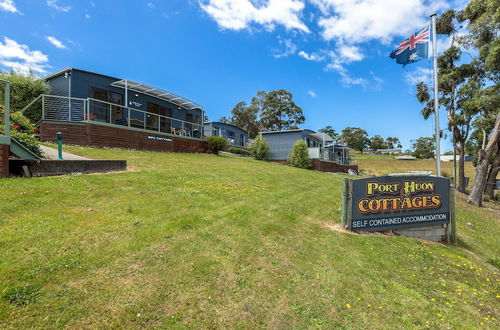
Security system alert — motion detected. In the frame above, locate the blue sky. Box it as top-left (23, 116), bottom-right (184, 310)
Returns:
top-left (0, 0), bottom-right (467, 150)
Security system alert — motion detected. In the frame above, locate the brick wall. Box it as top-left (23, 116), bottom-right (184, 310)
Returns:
top-left (311, 159), bottom-right (358, 173)
top-left (39, 121), bottom-right (208, 153)
top-left (0, 144), bottom-right (9, 178)
top-left (271, 159), bottom-right (358, 174)
top-left (394, 224), bottom-right (447, 242)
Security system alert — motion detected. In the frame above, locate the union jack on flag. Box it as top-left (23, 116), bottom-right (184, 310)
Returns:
top-left (389, 26), bottom-right (430, 66)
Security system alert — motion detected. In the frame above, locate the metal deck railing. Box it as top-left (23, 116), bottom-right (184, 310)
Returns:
top-left (307, 147), bottom-right (353, 165)
top-left (22, 94), bottom-right (205, 139)
top-left (203, 127), bottom-right (249, 148)
top-left (0, 79), bottom-right (11, 144)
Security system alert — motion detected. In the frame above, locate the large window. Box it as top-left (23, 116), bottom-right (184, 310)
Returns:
top-left (146, 103), bottom-right (160, 131)
top-left (147, 102), bottom-right (173, 133)
top-left (90, 86), bottom-right (109, 123)
top-left (90, 87), bottom-right (124, 125)
top-left (185, 114), bottom-right (200, 136)
top-left (109, 92), bottom-right (125, 126)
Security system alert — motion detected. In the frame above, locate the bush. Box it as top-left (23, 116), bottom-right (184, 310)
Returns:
top-left (0, 72), bottom-right (50, 123)
top-left (229, 147), bottom-right (252, 156)
top-left (0, 107), bottom-right (42, 157)
top-left (251, 136), bottom-right (269, 160)
top-left (207, 136), bottom-right (227, 155)
top-left (289, 140), bottom-right (311, 169)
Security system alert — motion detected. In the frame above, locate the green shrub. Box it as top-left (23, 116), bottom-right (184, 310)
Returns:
top-left (207, 136), bottom-right (227, 155)
top-left (0, 72), bottom-right (50, 123)
top-left (251, 136), bottom-right (269, 160)
top-left (289, 140), bottom-right (311, 169)
top-left (229, 147), bottom-right (252, 156)
top-left (0, 108), bottom-right (42, 157)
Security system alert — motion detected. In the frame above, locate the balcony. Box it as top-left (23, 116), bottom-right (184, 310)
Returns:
top-left (308, 147), bottom-right (352, 165)
top-left (23, 95), bottom-right (204, 140)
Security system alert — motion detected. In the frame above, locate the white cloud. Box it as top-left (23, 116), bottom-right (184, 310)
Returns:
top-left (46, 36), bottom-right (67, 49)
top-left (146, 2), bottom-right (155, 9)
top-left (298, 50), bottom-right (324, 61)
top-left (326, 62), bottom-right (368, 88)
top-left (200, 0), bottom-right (309, 32)
top-left (370, 71), bottom-right (384, 90)
top-left (0, 0), bottom-right (19, 13)
top-left (0, 37), bottom-right (50, 74)
top-left (338, 44), bottom-right (363, 63)
top-left (307, 90), bottom-right (318, 97)
top-left (197, 0), bottom-right (448, 90)
top-left (405, 66), bottom-right (432, 86)
top-left (314, 0), bottom-right (447, 44)
top-left (46, 0), bottom-right (71, 12)
top-left (84, 13), bottom-right (90, 19)
top-left (273, 38), bottom-right (297, 58)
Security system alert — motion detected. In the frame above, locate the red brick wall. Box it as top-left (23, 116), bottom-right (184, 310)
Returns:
top-left (271, 159), bottom-right (358, 174)
top-left (39, 122), bottom-right (208, 153)
top-left (0, 144), bottom-right (9, 178)
top-left (311, 159), bottom-right (358, 173)
top-left (40, 122), bottom-right (88, 146)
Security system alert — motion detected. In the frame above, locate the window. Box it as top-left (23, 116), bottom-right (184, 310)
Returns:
top-left (91, 86), bottom-right (107, 101)
top-left (159, 105), bottom-right (172, 118)
top-left (148, 103), bottom-right (173, 133)
top-left (186, 114), bottom-right (199, 124)
top-left (160, 106), bottom-right (172, 133)
top-left (90, 86), bottom-right (109, 122)
top-left (146, 103), bottom-right (160, 131)
top-left (109, 92), bottom-right (124, 126)
top-left (185, 114), bottom-right (200, 136)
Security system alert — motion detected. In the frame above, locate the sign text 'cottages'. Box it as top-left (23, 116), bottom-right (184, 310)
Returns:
top-left (342, 176), bottom-right (455, 236)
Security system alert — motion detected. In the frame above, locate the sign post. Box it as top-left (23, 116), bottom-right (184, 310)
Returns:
top-left (431, 14), bottom-right (442, 176)
top-left (342, 175), bottom-right (454, 242)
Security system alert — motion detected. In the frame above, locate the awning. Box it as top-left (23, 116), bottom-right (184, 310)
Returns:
top-left (110, 79), bottom-right (203, 110)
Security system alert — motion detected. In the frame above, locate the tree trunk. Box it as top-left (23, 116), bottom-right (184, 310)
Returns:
top-left (468, 112), bottom-right (500, 206)
top-left (484, 143), bottom-right (500, 199)
top-left (458, 143), bottom-right (466, 193)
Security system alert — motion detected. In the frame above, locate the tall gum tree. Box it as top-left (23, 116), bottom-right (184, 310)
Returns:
top-left (462, 0), bottom-right (500, 206)
top-left (416, 9), bottom-right (483, 193)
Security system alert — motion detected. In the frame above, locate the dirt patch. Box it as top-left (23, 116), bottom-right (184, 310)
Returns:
top-left (322, 222), bottom-right (354, 234)
top-left (86, 167), bottom-right (139, 175)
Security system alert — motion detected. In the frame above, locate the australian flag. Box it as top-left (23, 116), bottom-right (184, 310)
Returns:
top-left (390, 26), bottom-right (430, 66)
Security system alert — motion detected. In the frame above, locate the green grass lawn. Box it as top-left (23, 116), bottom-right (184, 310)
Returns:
top-left (1, 146), bottom-right (498, 328)
top-left (352, 152), bottom-right (478, 186)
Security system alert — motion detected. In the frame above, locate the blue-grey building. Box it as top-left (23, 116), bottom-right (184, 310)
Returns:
top-left (261, 129), bottom-right (351, 165)
top-left (204, 122), bottom-right (249, 148)
top-left (43, 68), bottom-right (204, 138)
top-left (261, 129), bottom-right (322, 160)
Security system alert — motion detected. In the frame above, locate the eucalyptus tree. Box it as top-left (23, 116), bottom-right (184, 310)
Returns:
top-left (341, 127), bottom-right (369, 153)
top-left (230, 100), bottom-right (261, 139)
top-left (385, 137), bottom-right (402, 149)
top-left (416, 9), bottom-right (483, 193)
top-left (260, 89), bottom-right (305, 131)
top-left (461, 0), bottom-right (500, 206)
top-left (319, 125), bottom-right (339, 143)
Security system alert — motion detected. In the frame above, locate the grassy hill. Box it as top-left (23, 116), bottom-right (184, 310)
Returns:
top-left (352, 151), bottom-right (478, 181)
top-left (1, 147), bottom-right (498, 328)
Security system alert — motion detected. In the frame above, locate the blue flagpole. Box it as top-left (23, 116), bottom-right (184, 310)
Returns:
top-left (431, 13), bottom-right (441, 176)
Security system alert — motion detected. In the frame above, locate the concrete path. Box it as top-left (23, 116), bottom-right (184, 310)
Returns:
top-left (40, 145), bottom-right (89, 160)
